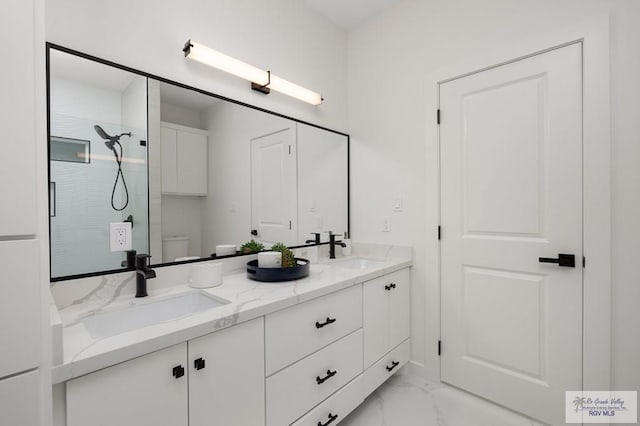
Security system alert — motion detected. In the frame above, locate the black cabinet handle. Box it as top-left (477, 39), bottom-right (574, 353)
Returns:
top-left (385, 283), bottom-right (397, 291)
top-left (251, 229), bottom-right (258, 236)
top-left (538, 253), bottom-right (575, 268)
top-left (317, 413), bottom-right (338, 426)
top-left (315, 317), bottom-right (337, 328)
top-left (386, 361), bottom-right (400, 372)
top-left (316, 369), bottom-right (337, 385)
top-left (194, 357), bottom-right (206, 371)
top-left (172, 365), bottom-right (185, 379)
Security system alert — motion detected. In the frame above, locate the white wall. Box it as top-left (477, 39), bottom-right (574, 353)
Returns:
top-left (201, 100), bottom-right (293, 253)
top-left (348, 0), bottom-right (640, 391)
top-left (161, 195), bottom-right (203, 258)
top-left (46, 0), bottom-right (348, 133)
top-left (297, 123), bottom-right (349, 240)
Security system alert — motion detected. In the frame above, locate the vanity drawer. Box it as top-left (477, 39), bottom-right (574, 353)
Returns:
top-left (266, 329), bottom-right (363, 426)
top-left (291, 375), bottom-right (364, 426)
top-left (361, 338), bottom-right (410, 398)
top-left (265, 285), bottom-right (362, 375)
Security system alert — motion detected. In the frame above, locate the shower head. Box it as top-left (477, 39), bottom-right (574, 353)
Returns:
top-left (93, 125), bottom-right (132, 150)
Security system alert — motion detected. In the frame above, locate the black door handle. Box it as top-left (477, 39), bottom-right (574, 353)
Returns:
top-left (172, 365), bottom-right (185, 379)
top-left (315, 317), bottom-right (337, 328)
top-left (386, 361), bottom-right (400, 372)
top-left (251, 229), bottom-right (258, 236)
top-left (385, 283), bottom-right (397, 291)
top-left (316, 369), bottom-right (337, 384)
top-left (194, 357), bottom-right (206, 371)
top-left (538, 253), bottom-right (575, 268)
top-left (317, 413), bottom-right (338, 426)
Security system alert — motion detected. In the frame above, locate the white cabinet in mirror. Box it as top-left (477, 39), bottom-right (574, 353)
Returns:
top-left (47, 45), bottom-right (349, 280)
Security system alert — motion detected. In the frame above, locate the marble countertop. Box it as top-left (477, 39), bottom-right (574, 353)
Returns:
top-left (51, 243), bottom-right (412, 384)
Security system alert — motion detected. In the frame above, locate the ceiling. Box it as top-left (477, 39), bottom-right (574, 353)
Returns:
top-left (159, 82), bottom-right (220, 111)
top-left (303, 0), bottom-right (403, 30)
top-left (49, 49), bottom-right (137, 93)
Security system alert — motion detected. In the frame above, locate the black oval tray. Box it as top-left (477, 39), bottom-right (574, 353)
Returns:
top-left (246, 258), bottom-right (310, 282)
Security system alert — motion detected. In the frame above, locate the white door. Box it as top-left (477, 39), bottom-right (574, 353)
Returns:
top-left (440, 43), bottom-right (582, 424)
top-left (251, 128), bottom-right (297, 245)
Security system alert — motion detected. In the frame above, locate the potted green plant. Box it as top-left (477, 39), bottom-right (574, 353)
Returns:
top-left (240, 239), bottom-right (265, 254)
top-left (270, 242), bottom-right (296, 268)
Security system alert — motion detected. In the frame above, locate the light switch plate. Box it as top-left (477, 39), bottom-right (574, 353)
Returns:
top-left (110, 222), bottom-right (132, 252)
top-left (383, 216), bottom-right (392, 232)
top-left (393, 196), bottom-right (403, 212)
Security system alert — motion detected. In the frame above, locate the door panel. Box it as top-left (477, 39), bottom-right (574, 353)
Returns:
top-left (440, 43), bottom-right (582, 424)
top-left (251, 128), bottom-right (297, 245)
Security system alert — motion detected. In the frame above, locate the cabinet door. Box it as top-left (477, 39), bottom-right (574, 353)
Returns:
top-left (388, 268), bottom-right (411, 350)
top-left (67, 343), bottom-right (188, 426)
top-left (0, 0), bottom-right (37, 236)
top-left (363, 276), bottom-right (390, 368)
top-left (0, 240), bottom-right (40, 377)
top-left (0, 370), bottom-right (40, 426)
top-left (160, 126), bottom-right (178, 193)
top-left (189, 318), bottom-right (264, 426)
top-left (177, 131), bottom-right (207, 195)
top-left (363, 268), bottom-right (411, 368)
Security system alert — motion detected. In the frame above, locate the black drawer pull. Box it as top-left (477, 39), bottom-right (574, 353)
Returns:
top-left (172, 365), bottom-right (185, 379)
top-left (194, 357), bottom-right (206, 371)
top-left (316, 369), bottom-right (337, 385)
top-left (315, 317), bottom-right (337, 328)
top-left (538, 253), bottom-right (575, 268)
top-left (318, 413), bottom-right (338, 426)
top-left (384, 283), bottom-right (397, 291)
top-left (386, 361), bottom-right (400, 372)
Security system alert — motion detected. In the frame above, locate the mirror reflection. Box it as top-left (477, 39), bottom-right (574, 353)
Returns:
top-left (48, 47), bottom-right (349, 280)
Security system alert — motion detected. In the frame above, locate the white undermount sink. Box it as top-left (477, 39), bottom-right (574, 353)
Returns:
top-left (331, 257), bottom-right (384, 270)
top-left (80, 291), bottom-right (229, 339)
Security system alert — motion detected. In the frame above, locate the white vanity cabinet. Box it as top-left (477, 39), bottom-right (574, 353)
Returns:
top-left (265, 285), bottom-right (364, 426)
top-left (66, 318), bottom-right (264, 426)
top-left (188, 317), bottom-right (264, 426)
top-left (67, 343), bottom-right (189, 426)
top-left (160, 122), bottom-right (208, 195)
top-left (363, 268), bottom-right (411, 368)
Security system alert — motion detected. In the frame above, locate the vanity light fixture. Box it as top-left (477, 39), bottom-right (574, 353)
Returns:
top-left (183, 40), bottom-right (324, 106)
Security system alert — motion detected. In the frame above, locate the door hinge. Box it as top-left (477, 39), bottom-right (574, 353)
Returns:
top-left (438, 340), bottom-right (441, 356)
top-left (583, 256), bottom-right (586, 268)
top-left (438, 226), bottom-right (441, 240)
top-left (288, 144), bottom-right (291, 155)
top-left (289, 220), bottom-right (292, 230)
top-left (437, 109), bottom-right (441, 125)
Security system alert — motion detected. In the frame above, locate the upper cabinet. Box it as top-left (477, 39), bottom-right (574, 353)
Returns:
top-left (160, 122), bottom-right (208, 196)
top-left (0, 0), bottom-right (37, 236)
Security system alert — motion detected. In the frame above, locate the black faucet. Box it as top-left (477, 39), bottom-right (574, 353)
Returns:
top-left (305, 233), bottom-right (321, 244)
top-left (328, 232), bottom-right (346, 259)
top-left (135, 254), bottom-right (156, 298)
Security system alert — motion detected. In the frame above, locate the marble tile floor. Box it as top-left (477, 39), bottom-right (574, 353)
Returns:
top-left (341, 374), bottom-right (545, 426)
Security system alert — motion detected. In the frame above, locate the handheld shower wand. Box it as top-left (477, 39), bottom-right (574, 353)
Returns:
top-left (93, 125), bottom-right (132, 211)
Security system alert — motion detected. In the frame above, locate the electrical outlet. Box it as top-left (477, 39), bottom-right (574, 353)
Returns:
top-left (383, 216), bottom-right (392, 232)
top-left (110, 222), bottom-right (132, 252)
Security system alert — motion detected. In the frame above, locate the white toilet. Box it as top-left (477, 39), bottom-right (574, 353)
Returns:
top-left (162, 236), bottom-right (190, 262)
